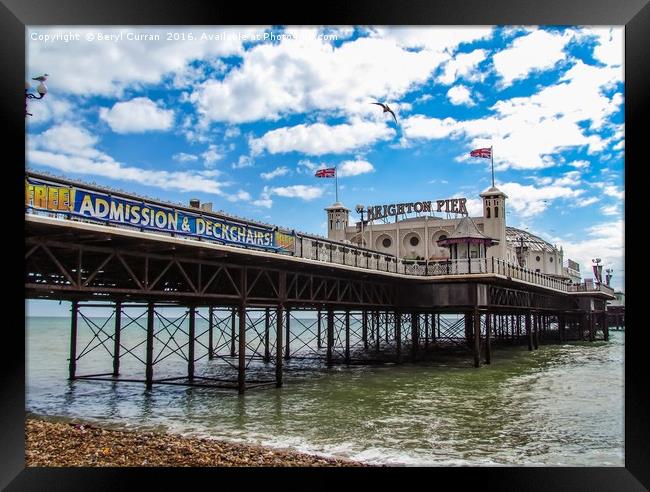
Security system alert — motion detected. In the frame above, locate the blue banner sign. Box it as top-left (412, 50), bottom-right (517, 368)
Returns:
top-left (25, 177), bottom-right (294, 253)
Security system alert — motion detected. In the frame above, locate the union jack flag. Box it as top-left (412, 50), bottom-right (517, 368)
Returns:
top-left (315, 167), bottom-right (336, 178)
top-left (470, 147), bottom-right (492, 158)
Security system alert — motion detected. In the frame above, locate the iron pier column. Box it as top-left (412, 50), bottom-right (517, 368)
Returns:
top-left (395, 311), bottom-right (402, 363)
top-left (112, 300), bottom-right (121, 377)
top-left (264, 307), bottom-right (271, 363)
top-left (411, 313), bottom-right (419, 362)
top-left (473, 307), bottom-right (481, 368)
top-left (317, 309), bottom-right (322, 349)
top-left (424, 313), bottom-right (429, 348)
top-left (276, 304), bottom-right (284, 387)
top-left (208, 306), bottom-right (214, 360)
top-left (485, 313), bottom-right (491, 365)
top-left (345, 309), bottom-right (351, 364)
top-left (238, 303), bottom-right (246, 394)
top-left (603, 312), bottom-right (609, 341)
top-left (559, 313), bottom-right (565, 343)
top-left (533, 313), bottom-right (539, 350)
top-left (230, 307), bottom-right (236, 357)
top-left (146, 302), bottom-right (154, 390)
top-left (526, 312), bottom-right (533, 351)
top-left (362, 310), bottom-right (368, 350)
top-left (327, 308), bottom-right (334, 366)
top-left (69, 300), bottom-right (79, 381)
top-left (188, 306), bottom-right (196, 383)
top-left (284, 307), bottom-right (291, 360)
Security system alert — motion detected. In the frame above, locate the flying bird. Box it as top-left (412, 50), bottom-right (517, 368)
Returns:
top-left (371, 102), bottom-right (398, 124)
top-left (32, 74), bottom-right (49, 82)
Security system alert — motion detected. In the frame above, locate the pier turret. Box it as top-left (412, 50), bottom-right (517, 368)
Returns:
top-left (325, 202), bottom-right (350, 242)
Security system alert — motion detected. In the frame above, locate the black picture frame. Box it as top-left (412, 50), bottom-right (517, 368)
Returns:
top-left (4, 0), bottom-right (646, 489)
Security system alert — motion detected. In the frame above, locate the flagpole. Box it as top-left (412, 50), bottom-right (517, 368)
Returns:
top-left (491, 145), bottom-right (495, 187)
top-left (335, 166), bottom-right (339, 202)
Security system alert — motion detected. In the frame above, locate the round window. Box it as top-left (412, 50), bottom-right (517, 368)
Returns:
top-left (438, 234), bottom-right (447, 241)
top-left (536, 256), bottom-right (541, 262)
top-left (382, 237), bottom-right (392, 248)
top-left (409, 236), bottom-right (419, 247)
top-left (550, 257), bottom-right (554, 262)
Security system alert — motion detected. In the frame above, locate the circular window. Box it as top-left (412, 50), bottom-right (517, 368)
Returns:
top-left (409, 236), bottom-right (419, 247)
top-left (550, 257), bottom-right (554, 262)
top-left (438, 234), bottom-right (447, 241)
top-left (382, 237), bottom-right (392, 248)
top-left (536, 256), bottom-right (541, 262)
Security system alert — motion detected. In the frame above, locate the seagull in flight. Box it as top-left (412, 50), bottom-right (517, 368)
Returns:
top-left (32, 74), bottom-right (49, 82)
top-left (371, 102), bottom-right (398, 124)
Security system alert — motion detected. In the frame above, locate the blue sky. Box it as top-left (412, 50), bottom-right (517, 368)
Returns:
top-left (26, 26), bottom-right (624, 315)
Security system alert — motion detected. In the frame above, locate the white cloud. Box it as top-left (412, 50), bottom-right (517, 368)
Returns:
top-left (601, 204), bottom-right (620, 216)
top-left (260, 166), bottom-right (291, 180)
top-left (250, 121), bottom-right (395, 156)
top-left (28, 123), bottom-right (230, 195)
top-left (492, 29), bottom-right (575, 87)
top-left (337, 159), bottom-right (374, 177)
top-left (568, 160), bottom-right (590, 169)
top-left (251, 186), bottom-right (273, 208)
top-left (499, 182), bottom-right (585, 217)
top-left (572, 196), bottom-right (600, 207)
top-left (99, 97), bottom-right (174, 133)
top-left (269, 185), bottom-right (324, 201)
top-left (173, 152), bottom-right (199, 163)
top-left (189, 27), bottom-right (493, 125)
top-left (402, 59), bottom-right (623, 170)
top-left (201, 144), bottom-right (225, 167)
top-left (28, 27), bottom-right (259, 96)
top-left (592, 182), bottom-right (624, 199)
top-left (232, 155), bottom-right (254, 169)
top-left (437, 49), bottom-right (488, 85)
top-left (447, 85), bottom-right (475, 106)
top-left (561, 220), bottom-right (624, 289)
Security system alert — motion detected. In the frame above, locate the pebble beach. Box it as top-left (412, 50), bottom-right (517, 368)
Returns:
top-left (25, 417), bottom-right (369, 467)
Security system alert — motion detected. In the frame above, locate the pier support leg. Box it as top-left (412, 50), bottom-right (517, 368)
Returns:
top-left (345, 310), bottom-right (351, 364)
top-left (526, 312), bottom-right (533, 351)
top-left (603, 313), bottom-right (609, 341)
top-left (362, 310), bottom-right (368, 350)
top-left (188, 306), bottom-right (195, 383)
top-left (385, 311), bottom-right (389, 344)
top-left (146, 302), bottom-right (154, 390)
top-left (436, 313), bottom-right (440, 340)
top-left (264, 308), bottom-right (270, 363)
top-left (465, 313), bottom-right (473, 348)
top-left (533, 313), bottom-right (539, 350)
top-left (113, 301), bottom-right (121, 377)
top-left (275, 305), bottom-right (283, 388)
top-left (424, 313), bottom-right (429, 348)
top-left (375, 311), bottom-right (380, 353)
top-left (285, 307), bottom-right (291, 360)
top-left (588, 313), bottom-right (595, 342)
top-left (473, 308), bottom-right (481, 368)
top-left (208, 307), bottom-right (214, 360)
top-left (69, 300), bottom-right (79, 381)
top-left (485, 313), bottom-right (491, 365)
top-left (317, 309), bottom-right (322, 349)
top-left (238, 303), bottom-right (246, 394)
top-left (230, 308), bottom-right (236, 357)
top-left (411, 313), bottom-right (418, 362)
top-left (395, 311), bottom-right (402, 363)
top-left (559, 314), bottom-right (565, 343)
top-left (327, 309), bottom-right (334, 366)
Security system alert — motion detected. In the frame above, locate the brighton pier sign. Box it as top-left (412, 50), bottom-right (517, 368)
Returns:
top-left (365, 198), bottom-right (468, 221)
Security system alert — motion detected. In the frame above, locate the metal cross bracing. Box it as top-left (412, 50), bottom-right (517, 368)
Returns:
top-left (25, 237), bottom-right (396, 309)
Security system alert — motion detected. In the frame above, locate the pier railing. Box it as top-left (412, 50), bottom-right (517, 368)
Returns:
top-left (25, 171), bottom-right (607, 295)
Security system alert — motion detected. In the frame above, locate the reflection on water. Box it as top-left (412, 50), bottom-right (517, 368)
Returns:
top-left (26, 317), bottom-right (624, 466)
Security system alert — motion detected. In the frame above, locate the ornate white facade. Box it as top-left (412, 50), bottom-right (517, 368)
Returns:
top-left (326, 185), bottom-right (575, 279)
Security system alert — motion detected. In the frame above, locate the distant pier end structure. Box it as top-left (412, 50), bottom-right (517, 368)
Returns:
top-left (25, 172), bottom-right (615, 393)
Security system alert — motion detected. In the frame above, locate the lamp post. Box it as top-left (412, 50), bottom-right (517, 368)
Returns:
top-left (355, 204), bottom-right (365, 247)
top-left (25, 76), bottom-right (48, 116)
top-left (605, 268), bottom-right (613, 287)
top-left (592, 258), bottom-right (602, 285)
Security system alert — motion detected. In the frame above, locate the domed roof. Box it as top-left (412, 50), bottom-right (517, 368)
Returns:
top-left (506, 227), bottom-right (557, 252)
top-left (479, 185), bottom-right (508, 198)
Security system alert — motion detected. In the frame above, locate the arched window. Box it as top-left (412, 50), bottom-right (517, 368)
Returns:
top-left (495, 206), bottom-right (499, 218)
top-left (486, 207), bottom-right (491, 218)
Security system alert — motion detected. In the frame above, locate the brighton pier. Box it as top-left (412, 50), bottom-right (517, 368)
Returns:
top-left (25, 171), bottom-right (616, 393)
